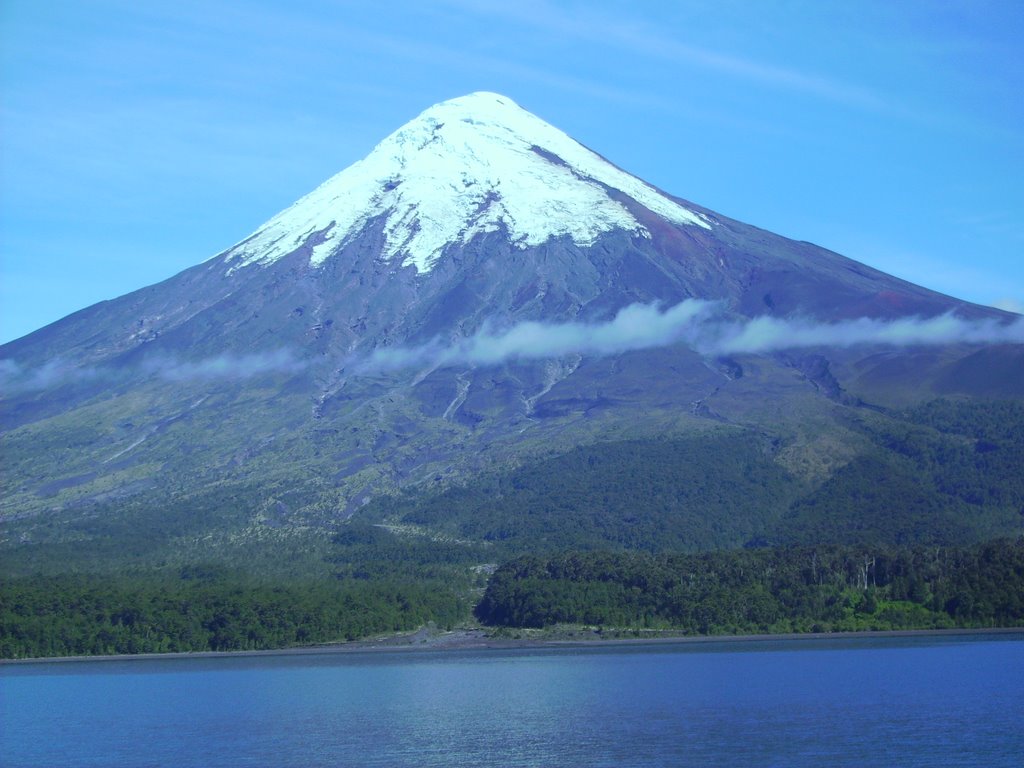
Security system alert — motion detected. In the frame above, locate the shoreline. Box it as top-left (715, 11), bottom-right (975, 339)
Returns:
top-left (3, 625), bottom-right (1022, 666)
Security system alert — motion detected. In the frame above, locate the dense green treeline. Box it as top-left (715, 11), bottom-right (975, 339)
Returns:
top-left (475, 539), bottom-right (1024, 633)
top-left (4, 538), bottom-right (1022, 659)
top-left (0, 573), bottom-right (466, 659)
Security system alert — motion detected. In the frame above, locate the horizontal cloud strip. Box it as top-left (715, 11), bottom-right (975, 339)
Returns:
top-left (365, 300), bottom-right (1024, 371)
top-left (145, 350), bottom-right (304, 382)
top-left (4, 303), bottom-right (1022, 392)
top-left (714, 311), bottom-right (1024, 354)
top-left (365, 300), bottom-right (714, 372)
top-left (0, 350), bottom-right (304, 395)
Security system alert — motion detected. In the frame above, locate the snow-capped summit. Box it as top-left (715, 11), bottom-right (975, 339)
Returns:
top-left (223, 92), bottom-right (711, 274)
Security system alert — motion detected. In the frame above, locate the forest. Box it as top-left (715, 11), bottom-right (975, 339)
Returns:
top-left (3, 538), bottom-right (1021, 658)
top-left (0, 573), bottom-right (466, 658)
top-left (475, 539), bottom-right (1024, 633)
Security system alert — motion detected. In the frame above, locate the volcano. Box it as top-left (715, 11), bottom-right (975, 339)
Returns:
top-left (2, 92), bottom-right (1022, 569)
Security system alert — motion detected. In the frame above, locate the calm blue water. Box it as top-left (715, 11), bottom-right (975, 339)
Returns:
top-left (2, 633), bottom-right (1022, 767)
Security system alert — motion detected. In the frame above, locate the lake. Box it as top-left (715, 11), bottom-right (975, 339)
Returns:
top-left (2, 632), bottom-right (1021, 767)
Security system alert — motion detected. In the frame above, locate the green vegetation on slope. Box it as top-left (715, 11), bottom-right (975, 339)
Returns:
top-left (328, 521), bottom-right (493, 579)
top-left (778, 400), bottom-right (1024, 545)
top-left (360, 399), bottom-right (1024, 553)
top-left (4, 399), bottom-right (1022, 577)
top-left (3, 399), bottom-right (1023, 658)
top-left (360, 431), bottom-right (799, 554)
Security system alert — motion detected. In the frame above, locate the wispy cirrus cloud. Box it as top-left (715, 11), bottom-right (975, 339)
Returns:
top-left (438, 0), bottom-right (886, 111)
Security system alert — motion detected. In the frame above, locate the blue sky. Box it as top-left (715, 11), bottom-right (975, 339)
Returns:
top-left (2, 0), bottom-right (1022, 344)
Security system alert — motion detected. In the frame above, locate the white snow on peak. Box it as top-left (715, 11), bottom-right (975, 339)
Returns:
top-left (223, 92), bottom-right (712, 274)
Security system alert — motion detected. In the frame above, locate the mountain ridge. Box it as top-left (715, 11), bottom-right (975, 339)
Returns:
top-left (2, 92), bottom-right (1022, 574)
